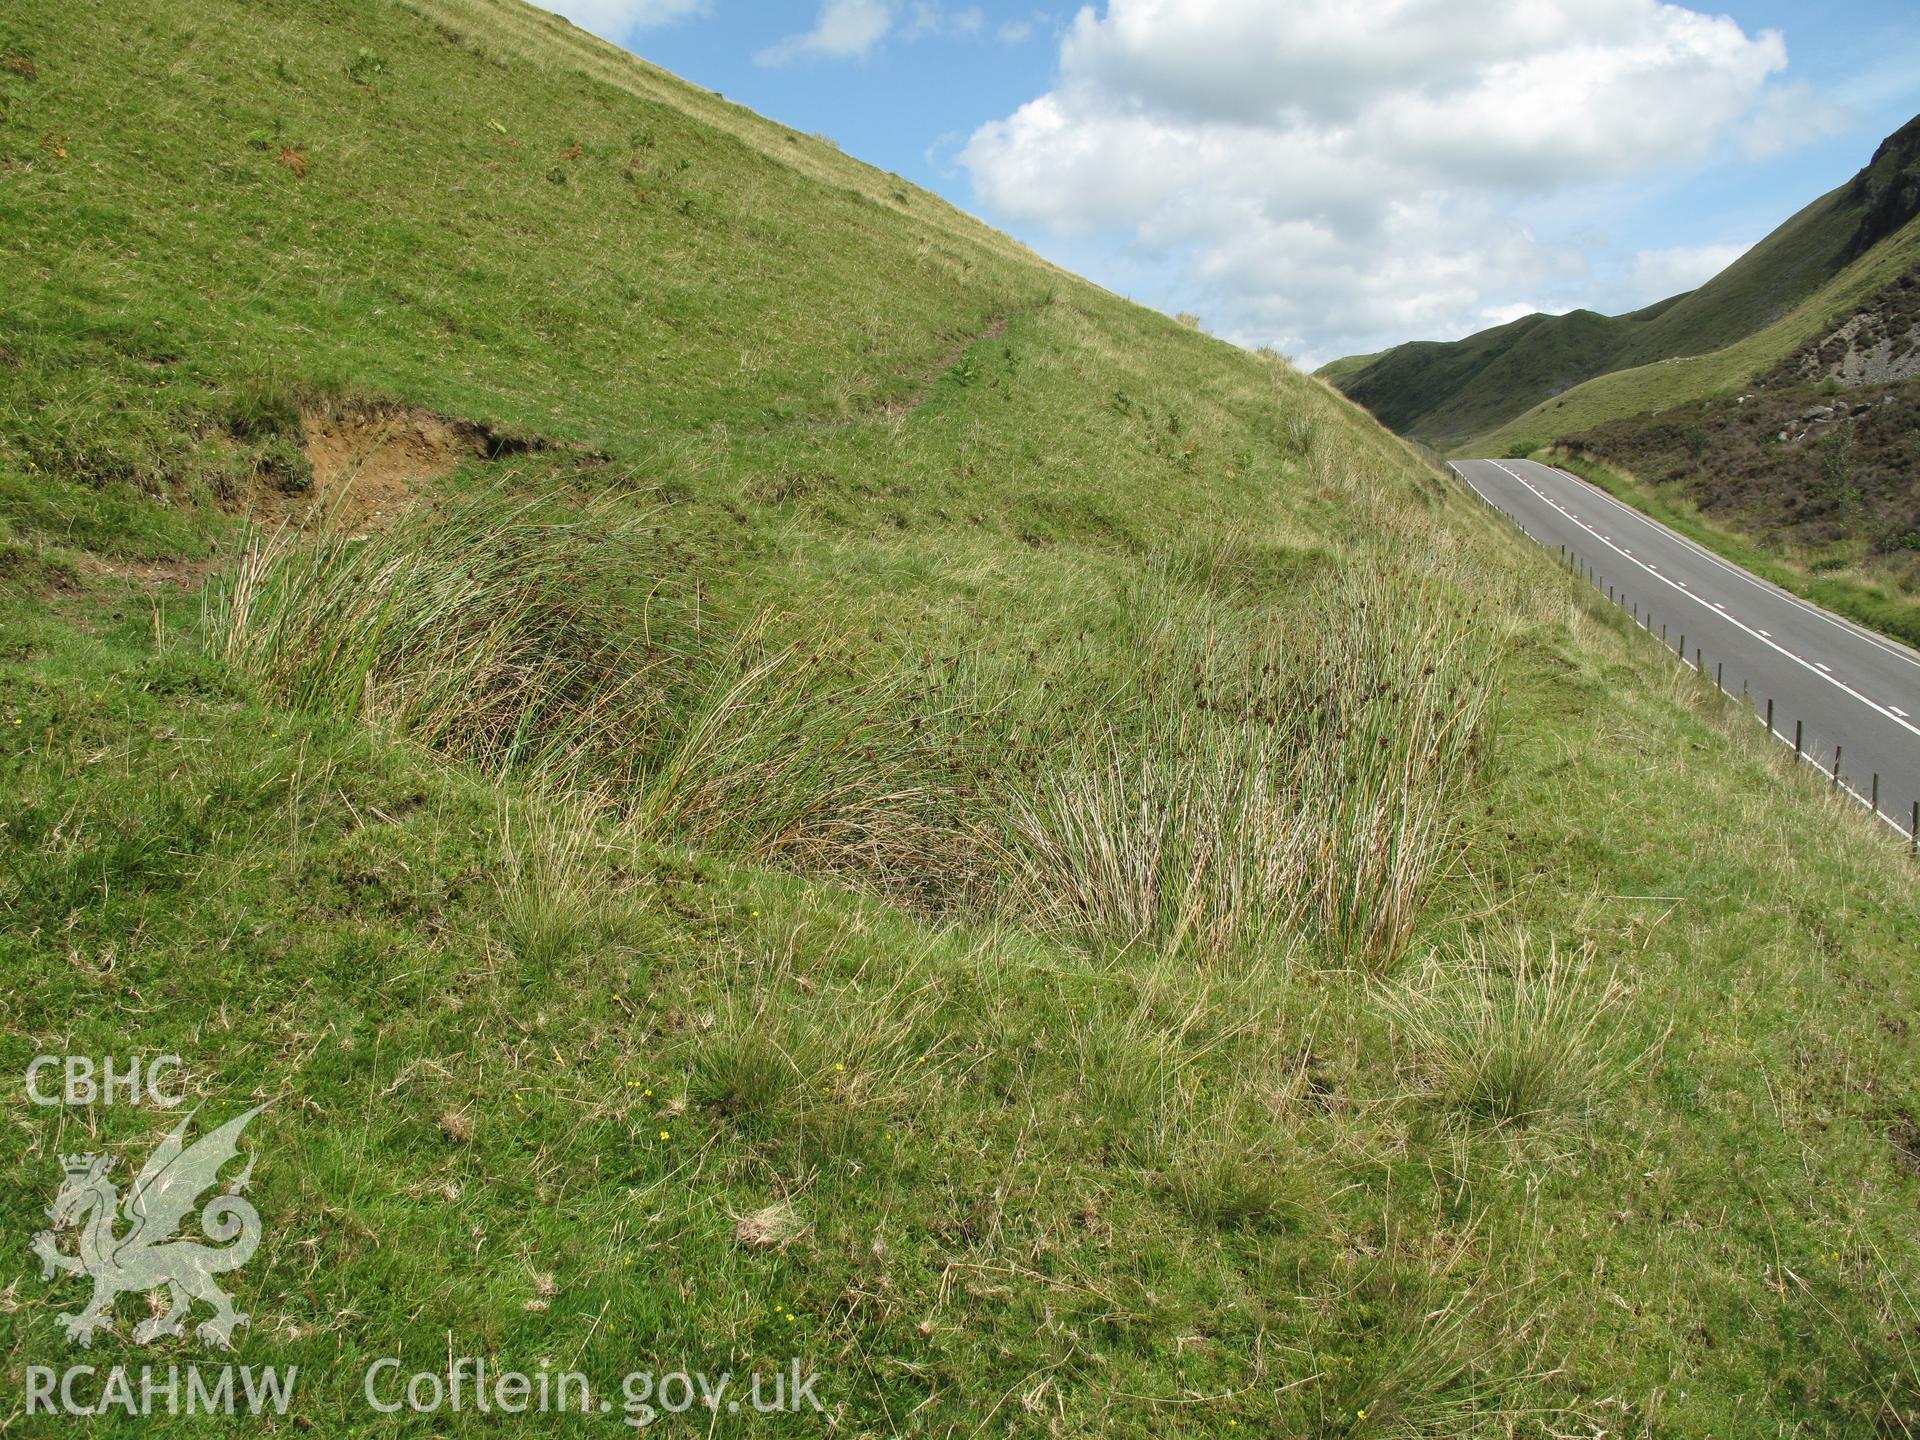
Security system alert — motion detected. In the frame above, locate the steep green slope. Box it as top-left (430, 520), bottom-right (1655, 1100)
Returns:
top-left (1322, 113), bottom-right (1920, 445)
top-left (1312, 347), bottom-right (1384, 390)
top-left (2, 3), bottom-right (1918, 1437)
top-left (1477, 215), bottom-right (1920, 453)
top-left (1330, 304), bottom-right (1650, 440)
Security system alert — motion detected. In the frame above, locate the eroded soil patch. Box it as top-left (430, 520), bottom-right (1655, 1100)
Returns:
top-left (285, 406), bottom-right (489, 529)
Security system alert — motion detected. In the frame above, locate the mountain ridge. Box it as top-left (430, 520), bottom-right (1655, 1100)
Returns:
top-left (1319, 112), bottom-right (1920, 447)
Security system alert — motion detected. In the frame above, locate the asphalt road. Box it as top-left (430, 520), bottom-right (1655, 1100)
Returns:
top-left (1452, 457), bottom-right (1920, 839)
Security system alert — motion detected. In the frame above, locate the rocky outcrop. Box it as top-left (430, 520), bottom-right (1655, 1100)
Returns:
top-left (1778, 268), bottom-right (1920, 387)
top-left (1843, 114), bottom-right (1920, 260)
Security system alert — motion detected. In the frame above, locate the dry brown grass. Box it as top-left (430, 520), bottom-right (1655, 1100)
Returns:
top-left (996, 572), bottom-right (1498, 969)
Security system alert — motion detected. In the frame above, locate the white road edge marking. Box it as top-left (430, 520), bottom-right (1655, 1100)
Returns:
top-left (1452, 459), bottom-right (1920, 836)
top-left (1515, 458), bottom-right (1920, 677)
top-left (1482, 458), bottom-right (1920, 744)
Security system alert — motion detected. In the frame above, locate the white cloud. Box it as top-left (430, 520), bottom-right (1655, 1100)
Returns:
top-left (755, 0), bottom-right (990, 65)
top-left (1479, 302), bottom-right (1559, 328)
top-left (1741, 82), bottom-right (1850, 159)
top-left (962, 0), bottom-right (1821, 362)
top-left (756, 0), bottom-right (895, 66)
top-left (904, 3), bottom-right (984, 39)
top-left (1620, 241), bottom-right (1751, 303)
top-left (996, 11), bottom-right (1047, 45)
top-left (545, 0), bottom-right (706, 38)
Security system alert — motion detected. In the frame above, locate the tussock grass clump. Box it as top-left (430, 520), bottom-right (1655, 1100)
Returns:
top-left (684, 930), bottom-right (941, 1149)
top-left (1067, 1003), bottom-right (1187, 1162)
top-left (494, 796), bottom-right (619, 972)
top-left (688, 1025), bottom-right (794, 1127)
top-left (204, 503), bottom-right (986, 905)
top-left (1002, 720), bottom-right (1311, 962)
top-left (1297, 581), bottom-right (1500, 965)
top-left (1383, 935), bottom-right (1658, 1128)
top-left (1161, 1120), bottom-right (1302, 1232)
top-left (205, 497), bottom-right (663, 782)
top-left (1294, 1253), bottom-right (1543, 1438)
top-left (627, 618), bottom-right (981, 901)
top-left (998, 574), bottom-right (1498, 967)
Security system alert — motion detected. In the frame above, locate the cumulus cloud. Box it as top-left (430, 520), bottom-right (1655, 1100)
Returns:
top-left (1741, 82), bottom-right (1851, 159)
top-left (755, 0), bottom-right (992, 65)
top-left (904, 3), bottom-right (985, 39)
top-left (961, 0), bottom-right (1817, 363)
top-left (996, 11), bottom-right (1047, 45)
top-left (545, 0), bottom-right (706, 38)
top-left (756, 0), bottom-right (895, 66)
top-left (1479, 302), bottom-right (1559, 328)
top-left (1620, 241), bottom-right (1752, 303)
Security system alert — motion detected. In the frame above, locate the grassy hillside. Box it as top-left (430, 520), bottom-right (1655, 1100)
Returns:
top-left (1323, 304), bottom-right (1655, 442)
top-left (1313, 347), bottom-right (1383, 390)
top-left (1476, 217), bottom-right (1920, 455)
top-left (1322, 114), bottom-right (1920, 447)
top-left (2, 3), bottom-right (1919, 1437)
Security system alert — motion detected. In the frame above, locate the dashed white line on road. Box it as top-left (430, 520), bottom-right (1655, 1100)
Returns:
top-left (1519, 459), bottom-right (1920, 678)
top-left (1478, 460), bottom-right (1920, 746)
top-left (1454, 458), bottom-right (1918, 836)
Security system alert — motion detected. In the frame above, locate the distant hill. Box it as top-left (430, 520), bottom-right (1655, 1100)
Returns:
top-left (1319, 113), bottom-right (1920, 448)
top-left (1467, 165), bottom-right (1920, 650)
top-left (1475, 214), bottom-right (1920, 457)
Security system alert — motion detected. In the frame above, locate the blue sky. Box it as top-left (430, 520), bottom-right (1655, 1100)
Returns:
top-left (550, 1), bottom-right (1920, 367)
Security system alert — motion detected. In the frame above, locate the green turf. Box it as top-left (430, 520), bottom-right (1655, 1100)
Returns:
top-left (2, 3), bottom-right (1918, 1436)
